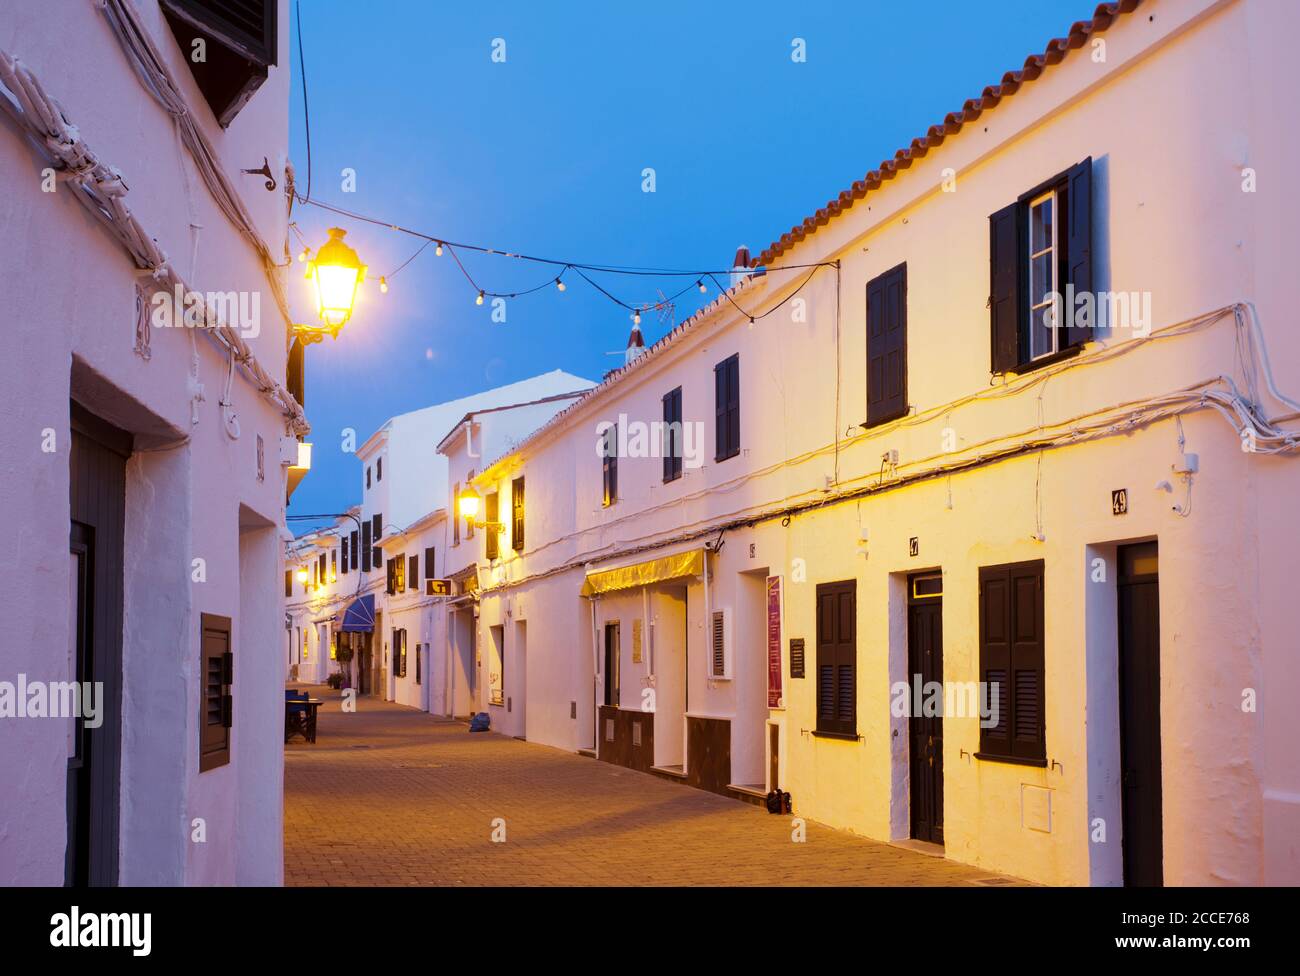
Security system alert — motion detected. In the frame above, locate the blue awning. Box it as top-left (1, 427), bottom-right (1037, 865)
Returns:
top-left (338, 593), bottom-right (375, 633)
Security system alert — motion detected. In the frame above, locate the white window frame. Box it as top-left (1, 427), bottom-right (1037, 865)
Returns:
top-left (1027, 188), bottom-right (1059, 361)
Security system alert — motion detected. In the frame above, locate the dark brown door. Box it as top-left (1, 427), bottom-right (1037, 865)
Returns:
top-left (603, 622), bottom-right (620, 707)
top-left (68, 404), bottom-right (129, 886)
top-left (908, 575), bottom-right (944, 845)
top-left (1118, 542), bottom-right (1162, 887)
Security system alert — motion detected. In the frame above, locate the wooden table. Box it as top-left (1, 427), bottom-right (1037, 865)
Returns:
top-left (285, 698), bottom-right (323, 744)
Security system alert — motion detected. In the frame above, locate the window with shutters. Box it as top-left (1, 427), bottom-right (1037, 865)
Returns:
top-left (465, 472), bottom-right (475, 539)
top-left (160, 0), bottom-right (277, 128)
top-left (199, 613), bottom-right (232, 772)
top-left (372, 513), bottom-right (382, 568)
top-left (330, 549), bottom-right (337, 582)
top-left (376, 456), bottom-right (382, 481)
top-left (601, 425), bottom-right (618, 507)
top-left (392, 628), bottom-right (407, 678)
top-left (366, 466), bottom-right (371, 489)
top-left (360, 521), bottom-right (372, 573)
top-left (714, 354), bottom-right (740, 462)
top-left (452, 483), bottom-right (461, 545)
top-left (318, 552), bottom-right (326, 583)
top-left (424, 546), bottom-right (436, 580)
top-left (283, 569), bottom-right (291, 599)
top-left (287, 339), bottom-right (304, 410)
top-left (662, 386), bottom-right (683, 482)
top-left (415, 642), bottom-right (422, 685)
top-left (708, 610), bottom-right (730, 679)
top-left (408, 554), bottom-right (418, 590)
top-left (351, 529), bottom-right (361, 572)
top-left (977, 559), bottom-right (1046, 765)
top-left (865, 263), bottom-right (908, 427)
top-left (815, 580), bottom-right (857, 737)
top-left (989, 158), bottom-right (1093, 374)
top-left (341, 536), bottom-right (349, 575)
top-left (485, 493), bottom-right (499, 561)
top-left (512, 477), bottom-right (525, 552)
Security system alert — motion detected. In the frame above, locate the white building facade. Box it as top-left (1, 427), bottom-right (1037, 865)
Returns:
top-left (1, 0), bottom-right (303, 884)
top-left (457, 0), bottom-right (1300, 886)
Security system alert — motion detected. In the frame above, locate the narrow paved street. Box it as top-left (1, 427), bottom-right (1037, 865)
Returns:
top-left (284, 687), bottom-right (1017, 886)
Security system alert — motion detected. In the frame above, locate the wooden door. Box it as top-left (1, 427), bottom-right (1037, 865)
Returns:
top-left (908, 579), bottom-right (944, 845)
top-left (1118, 542), bottom-right (1162, 886)
top-left (68, 404), bottom-right (129, 886)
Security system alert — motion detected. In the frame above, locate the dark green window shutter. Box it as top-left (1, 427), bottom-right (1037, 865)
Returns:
top-left (866, 262), bottom-right (908, 426)
top-left (512, 477), bottom-right (525, 552)
top-left (989, 201), bottom-right (1022, 373)
top-left (1064, 157), bottom-right (1093, 348)
top-left (485, 494), bottom-right (499, 561)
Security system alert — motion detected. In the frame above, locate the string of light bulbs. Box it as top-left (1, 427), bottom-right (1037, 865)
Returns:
top-left (290, 192), bottom-right (838, 325)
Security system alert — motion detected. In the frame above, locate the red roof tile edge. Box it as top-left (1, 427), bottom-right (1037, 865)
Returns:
top-left (755, 0), bottom-right (1142, 267)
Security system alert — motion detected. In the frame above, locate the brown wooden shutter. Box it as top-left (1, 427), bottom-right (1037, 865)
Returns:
top-left (662, 387), bottom-right (683, 482)
top-left (408, 554), bottom-right (418, 590)
top-left (318, 552), bottom-right (326, 582)
top-left (815, 580), bottom-right (856, 736)
top-left (485, 494), bottom-right (499, 560)
top-left (284, 569), bottom-right (291, 599)
top-left (361, 521), bottom-right (371, 573)
top-left (372, 513), bottom-right (382, 568)
top-left (286, 340), bottom-right (304, 408)
top-left (199, 613), bottom-right (231, 771)
top-left (979, 560), bottom-right (1045, 762)
top-left (714, 355), bottom-right (740, 460)
top-left (424, 546), bottom-right (436, 579)
top-left (1065, 157), bottom-right (1093, 348)
top-left (710, 611), bottom-right (726, 677)
top-left (866, 262), bottom-right (908, 426)
top-left (512, 477), bottom-right (525, 552)
top-left (989, 201), bottom-right (1022, 373)
top-left (351, 529), bottom-right (361, 572)
top-left (341, 535), bottom-right (349, 574)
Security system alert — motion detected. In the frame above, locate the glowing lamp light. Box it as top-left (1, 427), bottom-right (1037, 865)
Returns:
top-left (458, 490), bottom-right (481, 522)
top-left (307, 227), bottom-right (366, 332)
top-left (295, 567), bottom-right (309, 584)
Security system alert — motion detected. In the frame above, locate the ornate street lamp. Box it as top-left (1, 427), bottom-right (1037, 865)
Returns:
top-left (458, 488), bottom-right (501, 531)
top-left (294, 227), bottom-right (367, 344)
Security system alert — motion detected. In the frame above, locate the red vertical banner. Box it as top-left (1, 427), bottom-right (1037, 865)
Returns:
top-left (767, 575), bottom-right (783, 709)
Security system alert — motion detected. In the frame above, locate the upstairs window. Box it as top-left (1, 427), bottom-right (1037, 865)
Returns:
top-left (601, 425), bottom-right (618, 507)
top-left (662, 386), bottom-right (683, 483)
top-left (485, 494), bottom-right (499, 561)
top-left (865, 263), bottom-right (908, 427)
top-left (512, 477), bottom-right (525, 552)
top-left (161, 0), bottom-right (277, 128)
top-left (989, 158), bottom-right (1093, 373)
top-left (376, 456), bottom-right (382, 481)
top-left (371, 513), bottom-right (382, 568)
top-left (714, 354), bottom-right (740, 462)
top-left (452, 482), bottom-right (461, 545)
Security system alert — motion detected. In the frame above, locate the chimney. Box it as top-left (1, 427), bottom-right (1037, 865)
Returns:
top-left (625, 321), bottom-right (645, 366)
top-left (730, 245), bottom-right (752, 290)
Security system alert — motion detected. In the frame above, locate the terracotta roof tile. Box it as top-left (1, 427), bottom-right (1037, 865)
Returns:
top-left (756, 0), bottom-right (1142, 266)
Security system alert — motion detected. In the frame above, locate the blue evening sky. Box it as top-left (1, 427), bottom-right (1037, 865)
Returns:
top-left (287, 0), bottom-right (1095, 518)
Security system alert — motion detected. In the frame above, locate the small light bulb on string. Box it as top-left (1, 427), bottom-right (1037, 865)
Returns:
top-left (633, 310), bottom-right (641, 326)
top-left (555, 277), bottom-right (566, 292)
top-left (476, 290), bottom-right (485, 306)
top-left (697, 279), bottom-right (707, 294)
top-left (379, 276), bottom-right (388, 294)
top-left (298, 247), bottom-right (311, 263)
top-left (435, 242), bottom-right (443, 257)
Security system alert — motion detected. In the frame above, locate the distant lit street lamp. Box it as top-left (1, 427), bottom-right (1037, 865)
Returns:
top-left (294, 227), bottom-right (367, 344)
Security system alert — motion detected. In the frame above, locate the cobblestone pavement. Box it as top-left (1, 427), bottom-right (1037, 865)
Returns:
top-left (284, 686), bottom-right (1020, 886)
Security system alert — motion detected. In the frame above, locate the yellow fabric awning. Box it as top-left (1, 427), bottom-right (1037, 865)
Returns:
top-left (580, 550), bottom-right (704, 597)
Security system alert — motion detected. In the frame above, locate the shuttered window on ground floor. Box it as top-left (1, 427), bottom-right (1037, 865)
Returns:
top-left (977, 559), bottom-right (1046, 765)
top-left (815, 580), bottom-right (856, 737)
